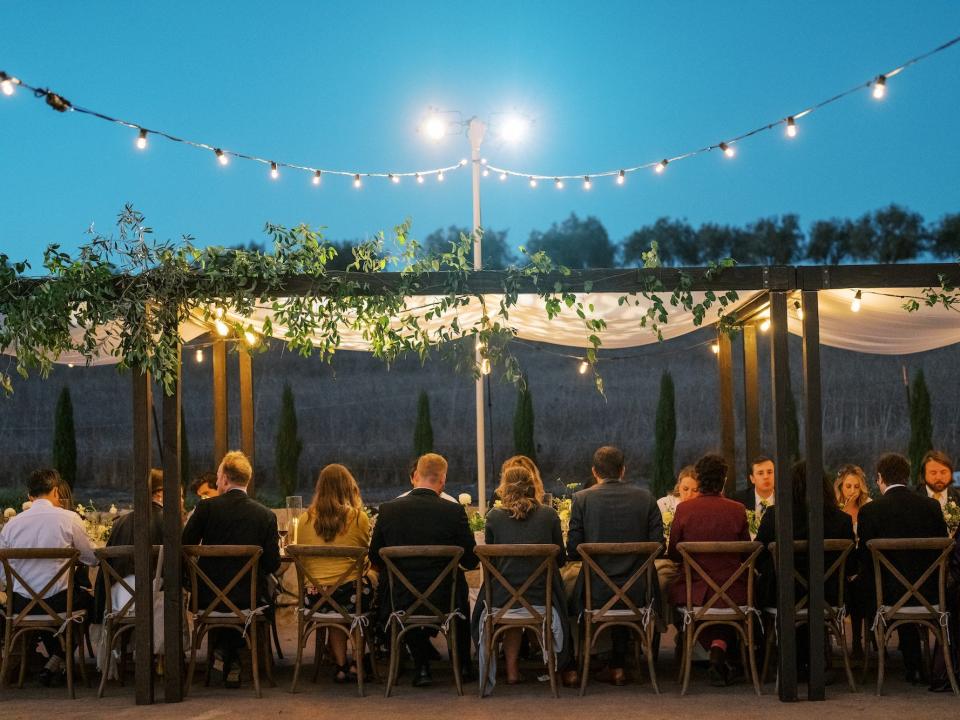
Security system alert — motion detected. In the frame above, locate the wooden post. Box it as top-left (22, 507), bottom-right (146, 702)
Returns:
top-left (238, 349), bottom-right (255, 495)
top-left (212, 338), bottom-right (228, 466)
top-left (742, 322), bottom-right (761, 486)
top-left (161, 342), bottom-right (184, 703)
top-left (718, 331), bottom-right (737, 495)
top-left (802, 290), bottom-right (826, 700)
top-left (131, 370), bottom-right (154, 705)
top-left (770, 291), bottom-right (797, 701)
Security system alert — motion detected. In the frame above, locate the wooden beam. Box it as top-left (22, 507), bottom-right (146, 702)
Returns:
top-left (770, 291), bottom-right (797, 701)
top-left (131, 370), bottom-right (154, 705)
top-left (161, 342), bottom-right (184, 703)
top-left (742, 323), bottom-right (761, 485)
top-left (797, 263), bottom-right (960, 291)
top-left (718, 331), bottom-right (737, 495)
top-left (801, 290), bottom-right (826, 700)
top-left (212, 338), bottom-right (228, 466)
top-left (238, 349), bottom-right (255, 494)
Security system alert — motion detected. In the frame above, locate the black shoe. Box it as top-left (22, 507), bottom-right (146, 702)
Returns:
top-left (929, 677), bottom-right (953, 693)
top-left (38, 668), bottom-right (53, 688)
top-left (412, 664), bottom-right (433, 688)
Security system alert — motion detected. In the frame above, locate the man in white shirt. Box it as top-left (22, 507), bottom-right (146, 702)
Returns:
top-left (915, 450), bottom-right (960, 507)
top-left (0, 468), bottom-right (96, 685)
top-left (732, 455), bottom-right (776, 517)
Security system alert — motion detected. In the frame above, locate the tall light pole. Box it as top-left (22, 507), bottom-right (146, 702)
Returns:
top-left (467, 117), bottom-right (488, 512)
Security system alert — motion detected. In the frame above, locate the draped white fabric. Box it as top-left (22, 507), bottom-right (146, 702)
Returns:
top-left (4, 287), bottom-right (957, 365)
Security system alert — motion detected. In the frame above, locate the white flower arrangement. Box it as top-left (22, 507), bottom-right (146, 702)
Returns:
top-left (458, 493), bottom-right (472, 506)
top-left (944, 500), bottom-right (960, 535)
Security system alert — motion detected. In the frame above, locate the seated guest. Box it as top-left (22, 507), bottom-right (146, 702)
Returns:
top-left (835, 464), bottom-right (871, 532)
top-left (732, 455), bottom-right (776, 520)
top-left (916, 450), bottom-right (960, 506)
top-left (369, 453), bottom-right (477, 688)
top-left (398, 458), bottom-right (457, 503)
top-left (296, 463), bottom-right (376, 683)
top-left (190, 472), bottom-right (218, 501)
top-left (475, 464), bottom-right (571, 688)
top-left (182, 450), bottom-right (281, 689)
top-left (834, 463), bottom-right (872, 659)
top-left (857, 452), bottom-right (948, 684)
top-left (668, 453), bottom-right (749, 687)
top-left (489, 454), bottom-right (542, 506)
top-left (657, 465), bottom-right (700, 517)
top-left (567, 445), bottom-right (663, 686)
top-left (756, 461), bottom-right (854, 675)
top-left (0, 469), bottom-right (97, 686)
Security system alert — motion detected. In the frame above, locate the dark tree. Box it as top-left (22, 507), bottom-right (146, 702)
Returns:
top-left (274, 383), bottom-right (303, 497)
top-left (421, 225), bottom-right (515, 269)
top-left (413, 390), bottom-right (434, 457)
top-left (908, 369), bottom-right (933, 485)
top-left (930, 213), bottom-right (960, 259)
top-left (739, 214), bottom-right (804, 264)
top-left (807, 218), bottom-right (854, 264)
top-left (698, 223), bottom-right (749, 264)
top-left (622, 218), bottom-right (699, 266)
top-left (651, 372), bottom-right (677, 499)
top-left (52, 386), bottom-right (77, 489)
top-left (870, 204), bottom-right (927, 263)
top-left (513, 380), bottom-right (536, 462)
top-left (527, 213), bottom-right (616, 268)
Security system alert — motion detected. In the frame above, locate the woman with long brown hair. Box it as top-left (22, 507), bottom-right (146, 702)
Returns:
top-left (296, 463), bottom-right (374, 682)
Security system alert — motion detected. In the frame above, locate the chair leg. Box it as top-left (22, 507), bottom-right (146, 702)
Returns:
top-left (65, 627), bottom-right (75, 699)
top-left (98, 625), bottom-right (114, 698)
top-left (875, 625), bottom-right (886, 696)
top-left (645, 624), bottom-right (660, 694)
top-left (449, 622), bottom-right (463, 697)
top-left (680, 626), bottom-right (694, 696)
top-left (0, 628), bottom-right (11, 689)
top-left (249, 626), bottom-right (262, 699)
top-left (261, 624), bottom-right (276, 688)
top-left (477, 620), bottom-right (489, 698)
top-left (546, 629), bottom-right (558, 699)
top-left (745, 622), bottom-right (761, 696)
top-left (935, 625), bottom-right (960, 696)
top-left (761, 621), bottom-right (775, 684)
top-left (354, 627), bottom-right (365, 698)
top-left (384, 624), bottom-right (398, 698)
top-left (271, 615), bottom-right (284, 660)
top-left (184, 629), bottom-right (200, 698)
top-left (834, 622), bottom-right (857, 693)
top-left (290, 622), bottom-right (306, 693)
top-left (77, 626), bottom-right (90, 688)
top-left (579, 621), bottom-right (592, 696)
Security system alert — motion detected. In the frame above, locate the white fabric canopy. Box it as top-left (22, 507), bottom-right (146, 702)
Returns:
top-left (4, 288), bottom-right (957, 365)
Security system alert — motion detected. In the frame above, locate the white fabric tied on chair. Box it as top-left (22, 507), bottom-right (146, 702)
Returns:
top-left (349, 613), bottom-right (371, 634)
top-left (586, 599), bottom-right (657, 629)
top-left (476, 603), bottom-right (564, 697)
top-left (387, 609), bottom-right (407, 633)
top-left (440, 609), bottom-right (465, 635)
top-left (680, 605), bottom-right (762, 633)
top-left (870, 604), bottom-right (950, 643)
top-left (53, 611), bottom-right (86, 638)
top-left (240, 604), bottom-right (270, 639)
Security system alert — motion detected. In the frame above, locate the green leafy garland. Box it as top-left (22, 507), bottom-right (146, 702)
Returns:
top-left (0, 205), bottom-right (739, 397)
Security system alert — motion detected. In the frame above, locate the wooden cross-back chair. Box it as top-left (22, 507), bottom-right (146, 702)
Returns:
top-left (762, 540), bottom-right (856, 691)
top-left (0, 548), bottom-right (90, 698)
top-left (865, 537), bottom-right (958, 696)
top-left (378, 545), bottom-right (464, 697)
top-left (94, 544), bottom-right (161, 697)
top-left (577, 541), bottom-right (663, 696)
top-left (475, 544), bottom-right (560, 698)
top-left (286, 545), bottom-right (377, 696)
top-left (182, 544), bottom-right (270, 698)
top-left (676, 541), bottom-right (763, 696)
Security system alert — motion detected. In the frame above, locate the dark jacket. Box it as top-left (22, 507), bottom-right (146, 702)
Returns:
top-left (181, 489), bottom-right (281, 609)
top-left (482, 505), bottom-right (565, 607)
top-left (566, 479), bottom-right (662, 611)
top-left (914, 483), bottom-right (960, 505)
top-left (94, 502), bottom-right (165, 620)
top-left (731, 484), bottom-right (776, 515)
top-left (369, 487), bottom-right (477, 612)
top-left (857, 485), bottom-right (948, 607)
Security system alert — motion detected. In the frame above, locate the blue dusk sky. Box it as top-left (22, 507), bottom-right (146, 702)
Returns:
top-left (1, 1), bottom-right (959, 269)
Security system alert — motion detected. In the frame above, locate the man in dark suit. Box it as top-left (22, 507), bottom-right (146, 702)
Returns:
top-left (858, 452), bottom-right (948, 684)
top-left (182, 450), bottom-right (281, 688)
top-left (732, 455), bottom-right (776, 522)
top-left (915, 450), bottom-right (960, 507)
top-left (370, 453), bottom-right (477, 688)
top-left (566, 445), bottom-right (663, 686)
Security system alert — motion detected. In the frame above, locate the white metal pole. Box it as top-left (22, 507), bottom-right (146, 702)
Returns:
top-left (467, 117), bottom-right (487, 513)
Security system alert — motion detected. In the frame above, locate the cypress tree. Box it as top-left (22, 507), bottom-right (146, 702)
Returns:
top-left (180, 406), bottom-right (191, 489)
top-left (908, 369), bottom-right (933, 485)
top-left (52, 386), bottom-right (77, 489)
top-left (274, 383), bottom-right (303, 497)
top-left (513, 379), bottom-right (536, 462)
top-left (413, 390), bottom-right (434, 457)
top-left (651, 371), bottom-right (676, 498)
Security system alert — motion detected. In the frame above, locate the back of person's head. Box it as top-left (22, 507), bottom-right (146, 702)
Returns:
top-left (28, 468), bottom-right (61, 499)
top-left (501, 455), bottom-right (542, 486)
top-left (694, 454), bottom-right (728, 495)
top-left (149, 468), bottom-right (164, 496)
top-left (219, 450), bottom-right (253, 487)
top-left (876, 453), bottom-right (911, 488)
top-left (498, 466), bottom-right (541, 520)
top-left (308, 463), bottom-right (363, 542)
top-left (190, 471), bottom-right (217, 497)
top-left (592, 445), bottom-right (625, 480)
top-left (415, 453), bottom-right (448, 486)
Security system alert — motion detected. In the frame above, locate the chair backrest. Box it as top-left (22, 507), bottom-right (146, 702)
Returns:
top-left (0, 548), bottom-right (80, 623)
top-left (677, 540), bottom-right (762, 617)
top-left (94, 545), bottom-right (162, 621)
top-left (475, 544), bottom-right (559, 624)
top-left (767, 539), bottom-right (854, 611)
top-left (182, 545), bottom-right (262, 622)
top-left (286, 544), bottom-right (368, 621)
top-left (378, 545), bottom-right (463, 619)
top-left (577, 541), bottom-right (663, 617)
top-left (866, 537), bottom-right (955, 616)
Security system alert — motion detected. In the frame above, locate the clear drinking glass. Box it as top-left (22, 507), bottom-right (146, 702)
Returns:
top-left (285, 495), bottom-right (303, 545)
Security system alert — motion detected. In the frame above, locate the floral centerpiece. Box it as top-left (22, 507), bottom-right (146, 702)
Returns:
top-left (75, 501), bottom-right (118, 545)
top-left (661, 509), bottom-right (675, 542)
top-left (944, 500), bottom-right (960, 536)
top-left (553, 497), bottom-right (572, 534)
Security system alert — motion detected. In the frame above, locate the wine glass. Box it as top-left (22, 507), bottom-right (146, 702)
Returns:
top-left (286, 495), bottom-right (303, 544)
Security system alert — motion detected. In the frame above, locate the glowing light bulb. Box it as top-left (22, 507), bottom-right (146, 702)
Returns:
top-left (555, 178), bottom-right (564, 189)
top-left (136, 129), bottom-right (148, 150)
top-left (416, 173), bottom-right (424, 184)
top-left (423, 114), bottom-right (447, 141)
top-left (499, 172), bottom-right (507, 182)
top-left (851, 290), bottom-right (862, 313)
top-left (0, 73), bottom-right (16, 96)
top-left (500, 114), bottom-right (529, 143)
top-left (460, 158), bottom-right (468, 167)
top-left (794, 300), bottom-right (804, 321)
top-left (583, 176), bottom-right (592, 190)
top-left (215, 319), bottom-right (229, 337)
top-left (195, 349), bottom-right (204, 363)
top-left (719, 142), bottom-right (735, 158)
top-left (437, 171), bottom-right (445, 182)
top-left (270, 161), bottom-right (279, 180)
top-left (215, 148), bottom-right (229, 165)
top-left (579, 360), bottom-right (589, 374)
top-left (529, 177), bottom-right (537, 188)
top-left (67, 363), bottom-right (75, 368)
top-left (655, 159), bottom-right (668, 174)
top-left (480, 358), bottom-right (492, 375)
top-left (313, 170), bottom-right (322, 185)
top-left (482, 168), bottom-right (490, 177)
top-left (390, 173), bottom-right (400, 184)
top-left (760, 319), bottom-right (770, 332)
top-left (711, 343), bottom-right (720, 355)
top-left (243, 330), bottom-right (258, 347)
top-left (616, 169), bottom-right (625, 185)
top-left (873, 75), bottom-right (886, 100)
top-left (786, 116), bottom-right (797, 138)
top-left (354, 174), bottom-right (362, 188)
top-left (214, 307), bottom-right (224, 319)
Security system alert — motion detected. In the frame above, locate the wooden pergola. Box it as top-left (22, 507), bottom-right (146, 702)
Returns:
top-left (121, 262), bottom-right (958, 704)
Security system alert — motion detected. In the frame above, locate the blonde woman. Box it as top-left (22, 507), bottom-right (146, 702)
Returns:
top-left (296, 463), bottom-right (374, 683)
top-left (657, 465), bottom-right (700, 517)
top-left (490, 455), bottom-right (544, 506)
top-left (834, 464), bottom-right (871, 532)
top-left (833, 463), bottom-right (871, 661)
